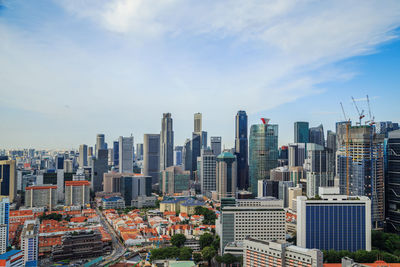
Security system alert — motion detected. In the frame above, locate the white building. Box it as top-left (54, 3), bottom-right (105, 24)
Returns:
top-left (0, 196), bottom-right (9, 254)
top-left (217, 197), bottom-right (286, 253)
top-left (199, 149), bottom-right (216, 197)
top-left (244, 238), bottom-right (323, 267)
top-left (20, 219), bottom-right (39, 265)
top-left (119, 136), bottom-right (134, 173)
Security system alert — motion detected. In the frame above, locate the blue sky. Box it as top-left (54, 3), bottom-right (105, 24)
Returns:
top-left (1, 0), bottom-right (400, 150)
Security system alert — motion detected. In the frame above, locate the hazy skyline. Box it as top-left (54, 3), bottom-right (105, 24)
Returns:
top-left (1, 0), bottom-right (400, 150)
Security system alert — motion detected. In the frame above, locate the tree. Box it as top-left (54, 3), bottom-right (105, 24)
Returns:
top-left (211, 235), bottom-right (220, 251)
top-left (202, 246), bottom-right (216, 266)
top-left (179, 247), bottom-right (193, 260)
top-left (222, 253), bottom-right (237, 266)
top-left (199, 233), bottom-right (214, 249)
top-left (171, 234), bottom-right (186, 248)
top-left (98, 206), bottom-right (103, 211)
top-left (193, 252), bottom-right (203, 263)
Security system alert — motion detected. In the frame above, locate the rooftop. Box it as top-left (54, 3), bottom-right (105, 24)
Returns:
top-left (0, 250), bottom-right (22, 260)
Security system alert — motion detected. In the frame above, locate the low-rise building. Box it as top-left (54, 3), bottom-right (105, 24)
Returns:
top-left (102, 196), bottom-right (125, 210)
top-left (0, 250), bottom-right (24, 267)
top-left (179, 199), bottom-right (206, 215)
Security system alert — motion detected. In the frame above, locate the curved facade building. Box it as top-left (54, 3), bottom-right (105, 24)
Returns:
top-left (216, 152), bottom-right (237, 200)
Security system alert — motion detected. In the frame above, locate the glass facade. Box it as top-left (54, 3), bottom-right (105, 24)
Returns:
top-left (294, 122), bottom-right (309, 143)
top-left (387, 131), bottom-right (400, 233)
top-left (235, 111), bottom-right (249, 190)
top-left (249, 124), bottom-right (278, 195)
top-left (305, 204), bottom-right (366, 252)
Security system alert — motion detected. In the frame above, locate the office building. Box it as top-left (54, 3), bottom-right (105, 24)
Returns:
top-left (191, 133), bottom-right (201, 174)
top-left (56, 169), bottom-right (64, 202)
top-left (136, 143), bottom-right (144, 161)
top-left (0, 250), bottom-right (24, 267)
top-left (25, 185), bottom-right (57, 210)
top-left (0, 197), bottom-right (9, 254)
top-left (55, 155), bottom-right (64, 170)
top-left (78, 144), bottom-right (88, 167)
top-left (194, 112), bottom-right (202, 133)
top-left (309, 124), bottom-right (325, 146)
top-left (63, 159), bottom-right (73, 173)
top-left (387, 129), bottom-right (400, 233)
top-left (326, 130), bottom-right (336, 180)
top-left (174, 146), bottom-right (183, 166)
top-left (210, 136), bottom-right (222, 156)
top-left (65, 180), bottom-right (90, 206)
top-left (337, 125), bottom-right (385, 227)
top-left (235, 111), bottom-right (249, 190)
top-left (0, 159), bottom-right (17, 202)
top-left (278, 145), bottom-right (289, 166)
top-left (278, 181), bottom-right (295, 208)
top-left (103, 173), bottom-right (153, 205)
top-left (288, 186), bottom-right (302, 211)
top-left (270, 166), bottom-right (290, 181)
top-left (376, 121), bottom-right (399, 137)
top-left (217, 198), bottom-right (285, 253)
top-left (119, 136), bottom-right (134, 173)
top-left (258, 180), bottom-right (279, 199)
top-left (91, 149), bottom-right (108, 192)
top-left (161, 166), bottom-right (190, 195)
top-left (182, 139), bottom-right (192, 172)
top-left (143, 134), bottom-right (160, 184)
top-left (294, 121), bottom-right (309, 143)
top-left (249, 121), bottom-right (279, 195)
top-left (288, 143), bottom-right (306, 167)
top-left (113, 141), bottom-right (119, 168)
top-left (216, 152), bottom-right (237, 200)
top-left (160, 113), bottom-right (174, 171)
top-left (200, 149), bottom-right (216, 196)
top-left (20, 219), bottom-right (39, 266)
top-left (244, 238), bottom-right (323, 267)
top-left (297, 194), bottom-right (371, 252)
top-left (96, 133), bottom-right (106, 153)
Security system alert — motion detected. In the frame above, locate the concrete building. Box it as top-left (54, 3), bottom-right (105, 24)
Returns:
top-left (288, 186), bottom-right (302, 211)
top-left (199, 149), bottom-right (216, 197)
top-left (235, 110), bottom-right (249, 190)
top-left (63, 159), bottom-right (73, 173)
top-left (387, 129), bottom-right (400, 233)
top-left (119, 136), bottom-right (134, 173)
top-left (297, 194), bottom-right (371, 252)
top-left (0, 159), bottom-right (17, 202)
top-left (210, 136), bottom-right (222, 156)
top-left (217, 197), bottom-right (285, 253)
top-left (65, 180), bottom-right (90, 206)
top-left (294, 121), bottom-right (310, 144)
top-left (288, 143), bottom-right (306, 167)
top-left (161, 166), bottom-right (190, 195)
top-left (102, 196), bottom-right (125, 210)
top-left (216, 152), bottom-right (237, 200)
top-left (0, 197), bottom-right (9, 254)
top-left (244, 238), bottom-right (323, 267)
top-left (160, 113), bottom-right (174, 171)
top-left (270, 166), bottom-right (290, 181)
top-left (78, 144), bottom-right (87, 167)
top-left (20, 219), bottom-right (39, 266)
top-left (143, 134), bottom-right (160, 184)
top-left (25, 185), bottom-right (57, 210)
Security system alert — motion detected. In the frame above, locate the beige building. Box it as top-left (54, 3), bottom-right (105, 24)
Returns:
top-left (25, 185), bottom-right (57, 210)
top-left (65, 180), bottom-right (90, 206)
top-left (288, 186), bottom-right (302, 211)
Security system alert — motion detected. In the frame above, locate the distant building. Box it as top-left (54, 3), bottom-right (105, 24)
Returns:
top-left (297, 194), bottom-right (371, 252)
top-left (249, 122), bottom-right (279, 195)
top-left (25, 185), bottom-right (57, 210)
top-left (0, 197), bottom-right (9, 254)
top-left (235, 111), bottom-right (249, 190)
top-left (65, 180), bottom-right (90, 206)
top-left (174, 146), bottom-right (183, 166)
top-left (96, 134), bottom-right (106, 153)
top-left (258, 180), bottom-right (279, 199)
top-left (294, 121), bottom-right (309, 143)
top-left (387, 129), bottom-right (400, 233)
top-left (113, 141), bottom-right (119, 168)
top-left (78, 144), bottom-right (88, 167)
top-left (210, 137), bottom-right (222, 156)
top-left (244, 238), bottom-right (323, 267)
top-left (216, 152), bottom-right (237, 200)
top-left (20, 219), bottom-right (39, 266)
top-left (309, 124), bottom-right (324, 146)
top-left (194, 112), bottom-right (202, 133)
top-left (161, 166), bottom-right (190, 195)
top-left (91, 149), bottom-right (108, 192)
top-left (183, 139), bottom-right (192, 172)
top-left (136, 143), bottom-right (144, 161)
top-left (191, 133), bottom-right (201, 174)
top-left (376, 121), bottom-right (399, 137)
top-left (270, 166), bottom-right (290, 181)
top-left (119, 136), bottom-right (134, 173)
top-left (143, 134), bottom-right (160, 184)
top-left (199, 149), bottom-right (216, 197)
top-left (288, 186), bottom-right (302, 211)
top-left (179, 198), bottom-right (206, 215)
top-left (160, 113), bottom-right (174, 171)
top-left (288, 143), bottom-right (306, 167)
top-left (102, 196), bottom-right (125, 210)
top-left (0, 159), bottom-right (17, 202)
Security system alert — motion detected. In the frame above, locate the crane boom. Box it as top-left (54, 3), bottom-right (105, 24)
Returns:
top-left (340, 102), bottom-right (347, 121)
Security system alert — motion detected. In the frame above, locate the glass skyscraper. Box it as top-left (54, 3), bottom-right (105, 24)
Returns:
top-left (249, 122), bottom-right (279, 195)
top-left (294, 121), bottom-right (309, 143)
top-left (235, 111), bottom-right (249, 190)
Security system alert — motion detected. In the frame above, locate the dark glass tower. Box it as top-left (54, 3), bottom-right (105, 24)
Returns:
top-left (294, 122), bottom-right (309, 143)
top-left (387, 130), bottom-right (400, 233)
top-left (235, 110), bottom-right (249, 190)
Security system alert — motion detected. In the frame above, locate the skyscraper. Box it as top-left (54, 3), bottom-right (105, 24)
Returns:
top-left (136, 143), bottom-right (144, 161)
top-left (91, 149), bottom-right (108, 192)
top-left (249, 120), bottom-right (279, 195)
top-left (0, 196), bottom-right (9, 254)
top-left (96, 133), bottom-right (106, 153)
top-left (387, 129), bottom-right (400, 233)
top-left (216, 151), bottom-right (237, 200)
top-left (160, 113), bottom-right (174, 171)
top-left (235, 110), bottom-right (249, 190)
top-left (309, 124), bottom-right (324, 146)
top-left (294, 121), bottom-right (309, 143)
top-left (200, 149), bottom-right (216, 197)
top-left (119, 136), bottom-right (134, 173)
top-left (143, 134), bottom-right (160, 184)
top-left (194, 112), bottom-right (202, 133)
top-left (113, 141), bottom-right (119, 167)
top-left (182, 139), bottom-right (192, 171)
top-left (160, 166), bottom-right (190, 195)
top-left (288, 143), bottom-right (306, 167)
top-left (191, 132), bottom-right (201, 174)
top-left (174, 146), bottom-right (183, 166)
top-left (337, 125), bottom-right (385, 228)
top-left (0, 158), bottom-right (17, 202)
top-left (210, 136), bottom-right (222, 156)
top-left (78, 144), bottom-right (87, 167)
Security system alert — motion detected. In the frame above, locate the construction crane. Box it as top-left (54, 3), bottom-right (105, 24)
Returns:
top-left (340, 102), bottom-right (348, 121)
top-left (365, 94), bottom-right (375, 126)
top-left (351, 96), bottom-right (365, 125)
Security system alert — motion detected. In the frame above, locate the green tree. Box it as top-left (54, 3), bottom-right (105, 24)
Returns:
top-left (201, 246), bottom-right (216, 266)
top-left (211, 235), bottom-right (220, 251)
top-left (171, 234), bottom-right (187, 248)
top-left (98, 206), bottom-right (103, 211)
top-left (222, 253), bottom-right (237, 266)
top-left (179, 247), bottom-right (193, 260)
top-left (193, 252), bottom-right (203, 263)
top-left (199, 233), bottom-right (214, 249)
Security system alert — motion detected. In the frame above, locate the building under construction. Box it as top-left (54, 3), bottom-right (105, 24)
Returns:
top-left (337, 125), bottom-right (385, 228)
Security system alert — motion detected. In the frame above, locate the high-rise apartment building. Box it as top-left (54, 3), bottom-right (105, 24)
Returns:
top-left (160, 166), bottom-right (190, 195)
top-left (78, 144), bottom-right (87, 167)
top-left (216, 152), bottom-right (237, 200)
top-left (160, 113), bottom-right (174, 171)
top-left (21, 219), bottom-right (39, 266)
top-left (297, 194), bottom-right (371, 252)
top-left (294, 121), bottom-right (309, 143)
top-left (200, 149), bottom-right (216, 196)
top-left (210, 137), bottom-right (222, 156)
top-left (143, 134), bottom-right (160, 184)
top-left (119, 136), bottom-right (134, 173)
top-left (65, 180), bottom-right (90, 206)
top-left (387, 129), bottom-right (400, 233)
top-left (249, 121), bottom-right (279, 195)
top-left (25, 185), bottom-right (57, 210)
top-left (217, 198), bottom-right (285, 253)
top-left (309, 124), bottom-right (324, 146)
top-left (0, 196), bottom-right (9, 254)
top-left (244, 238), bottom-right (323, 267)
top-left (337, 125), bottom-right (385, 227)
top-left (235, 111), bottom-right (249, 190)
top-left (0, 159), bottom-right (17, 202)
